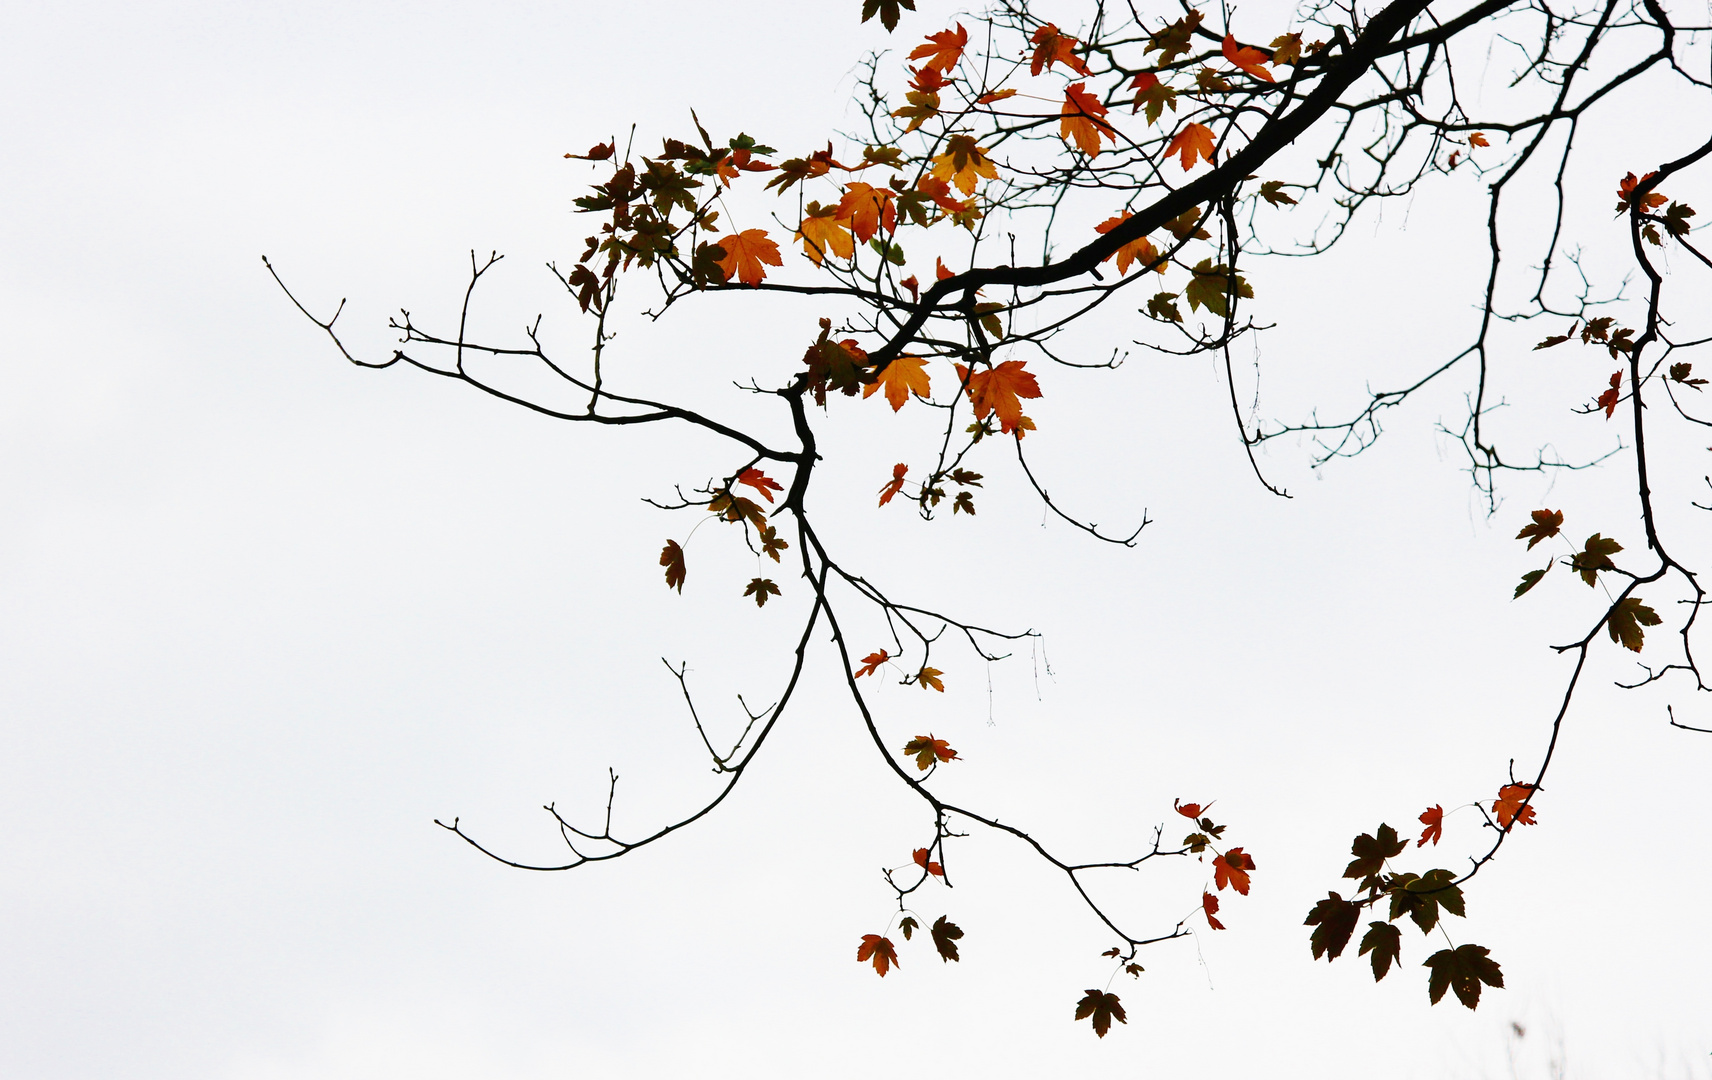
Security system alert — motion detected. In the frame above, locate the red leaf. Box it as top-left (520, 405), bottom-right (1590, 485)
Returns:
top-left (913, 847), bottom-right (945, 876)
top-left (1597, 370), bottom-right (1622, 418)
top-left (908, 23), bottom-right (967, 73)
top-left (902, 734), bottom-right (958, 770)
top-left (877, 463), bottom-right (909, 506)
top-left (856, 934), bottom-right (899, 976)
top-left (1029, 23), bottom-right (1090, 76)
top-left (854, 650), bottom-right (889, 678)
top-left (1492, 784), bottom-right (1538, 830)
top-left (737, 467), bottom-right (783, 503)
top-left (1417, 804), bottom-right (1444, 847)
top-left (1213, 847), bottom-right (1255, 894)
top-left (1173, 798), bottom-right (1207, 819)
top-left (1221, 34), bottom-right (1276, 81)
top-left (1202, 889), bottom-right (1226, 930)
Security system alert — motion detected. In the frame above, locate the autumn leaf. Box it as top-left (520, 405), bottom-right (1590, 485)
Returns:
top-left (838, 182), bottom-right (897, 243)
top-left (1074, 989), bottom-right (1126, 1038)
top-left (1095, 212), bottom-right (1165, 275)
top-left (855, 650), bottom-right (889, 678)
top-left (715, 228), bottom-right (783, 286)
top-left (1534, 323), bottom-right (1576, 349)
top-left (660, 540), bottom-right (686, 592)
top-left (1597, 370), bottom-right (1622, 418)
top-left (1221, 34), bottom-right (1276, 81)
top-left (1213, 847), bottom-right (1255, 894)
top-left (898, 915), bottom-right (919, 940)
top-left (1146, 291), bottom-right (1183, 322)
top-left (1491, 783), bottom-right (1537, 830)
top-left (908, 23), bottom-right (967, 72)
top-left (738, 467), bottom-right (783, 503)
top-left (1670, 362), bottom-right (1707, 387)
top-left (930, 134), bottom-right (997, 196)
top-left (1425, 944), bottom-right (1504, 1009)
top-left (916, 666), bottom-right (945, 692)
top-left (1515, 508), bottom-right (1562, 549)
top-left (1387, 868), bottom-right (1464, 933)
top-left (957, 360), bottom-right (1042, 435)
top-left (1608, 596), bottom-right (1661, 652)
top-left (1060, 83), bottom-right (1116, 158)
top-left (1029, 23), bottom-right (1090, 76)
top-left (795, 203), bottom-right (854, 266)
top-left (743, 577), bottom-right (780, 607)
top-left (1184, 259), bottom-right (1253, 318)
top-left (857, 933), bottom-right (899, 976)
top-left (1572, 533), bottom-right (1622, 586)
top-left (1145, 10), bottom-right (1203, 65)
top-left (1514, 564), bottom-right (1550, 599)
top-left (1615, 171), bottom-right (1667, 214)
top-left (864, 355), bottom-right (931, 411)
top-left (565, 140), bottom-right (615, 161)
top-left (1164, 206), bottom-right (1211, 241)
top-left (1259, 180), bottom-right (1296, 206)
top-left (1128, 72), bottom-right (1178, 124)
top-left (1417, 804), bottom-right (1444, 847)
top-left (1165, 122), bottom-right (1215, 171)
top-left (877, 463), bottom-right (909, 507)
top-left (1359, 921), bottom-right (1402, 981)
top-left (1202, 889), bottom-right (1226, 929)
top-left (1173, 798), bottom-right (1207, 819)
top-left (758, 523), bottom-right (788, 562)
top-left (1305, 892), bottom-right (1359, 960)
top-left (859, 0), bottom-right (915, 32)
top-left (1270, 33), bottom-right (1303, 65)
top-left (709, 492), bottom-right (768, 530)
top-left (912, 847), bottom-right (945, 877)
top-left (903, 734), bottom-right (957, 769)
top-left (930, 915), bottom-right (963, 961)
top-left (1343, 824), bottom-right (1406, 884)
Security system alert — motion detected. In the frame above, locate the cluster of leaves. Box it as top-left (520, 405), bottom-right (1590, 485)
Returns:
top-left (1509, 509), bottom-right (1661, 652)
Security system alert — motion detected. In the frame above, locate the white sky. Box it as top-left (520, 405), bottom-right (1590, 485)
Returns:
top-left (3, 2), bottom-right (1709, 1078)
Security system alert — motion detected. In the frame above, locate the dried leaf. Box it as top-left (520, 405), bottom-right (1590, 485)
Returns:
top-left (856, 933), bottom-right (899, 976)
top-left (659, 540), bottom-right (686, 592)
top-left (1515, 509), bottom-right (1563, 549)
top-left (743, 577), bottom-right (781, 607)
top-left (1073, 989), bottom-right (1126, 1038)
top-left (930, 915), bottom-right (963, 961)
top-left (1608, 596), bottom-right (1661, 652)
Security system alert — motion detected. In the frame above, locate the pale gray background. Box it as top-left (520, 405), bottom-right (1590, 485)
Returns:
top-left (3, 2), bottom-right (1709, 1077)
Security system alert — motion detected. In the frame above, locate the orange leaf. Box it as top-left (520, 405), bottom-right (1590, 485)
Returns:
top-left (1616, 171), bottom-right (1667, 213)
top-left (1095, 212), bottom-right (1165, 275)
top-left (864, 354), bottom-right (931, 411)
top-left (912, 847), bottom-right (945, 876)
top-left (737, 467), bottom-right (783, 503)
top-left (1418, 804), bottom-right (1444, 847)
top-left (838, 182), bottom-right (898, 244)
top-left (1173, 798), bottom-right (1208, 819)
top-left (856, 934), bottom-right (899, 976)
top-left (916, 666), bottom-right (944, 692)
top-left (908, 23), bottom-right (968, 73)
top-left (1597, 370), bottom-right (1622, 418)
top-left (1060, 82), bottom-right (1116, 158)
top-left (716, 228), bottom-right (782, 286)
top-left (1468, 131), bottom-right (1489, 148)
top-left (929, 134), bottom-right (997, 196)
top-left (659, 540), bottom-right (685, 593)
top-left (936, 257), bottom-right (954, 280)
top-left (1202, 889), bottom-right (1226, 930)
top-left (903, 734), bottom-right (957, 769)
top-left (1221, 34), bottom-right (1276, 81)
top-left (794, 205), bottom-right (854, 266)
top-left (956, 360), bottom-right (1042, 435)
top-left (977, 88), bottom-right (1018, 104)
top-left (855, 650), bottom-right (889, 678)
top-left (878, 463), bottom-right (908, 506)
top-left (1492, 784), bottom-right (1538, 830)
top-left (1213, 847), bottom-right (1255, 894)
top-left (1029, 23), bottom-right (1090, 76)
top-left (1164, 123), bottom-right (1216, 171)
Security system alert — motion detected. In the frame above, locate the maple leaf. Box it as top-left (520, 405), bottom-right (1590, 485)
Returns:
top-left (1387, 868), bottom-right (1465, 933)
top-left (1670, 362), bottom-right (1707, 387)
top-left (1596, 370), bottom-right (1622, 418)
top-left (1259, 180), bottom-right (1297, 206)
top-left (795, 203), bottom-right (855, 266)
top-left (715, 228), bottom-right (782, 286)
top-left (1663, 201), bottom-right (1696, 236)
top-left (758, 523), bottom-right (789, 562)
top-left (930, 915), bottom-right (963, 961)
top-left (855, 650), bottom-right (889, 678)
top-left (1425, 944), bottom-right (1504, 1009)
top-left (1124, 963), bottom-right (1144, 977)
top-left (737, 467), bottom-right (783, 503)
top-left (1184, 259), bottom-right (1253, 318)
top-left (1029, 23), bottom-right (1090, 76)
top-left (898, 915), bottom-right (919, 940)
top-left (952, 491), bottom-right (975, 515)
top-left (1359, 921), bottom-right (1402, 982)
top-left (1343, 824), bottom-right (1406, 885)
top-left (1572, 533), bottom-right (1622, 586)
top-left (1615, 171), bottom-right (1667, 214)
top-left (1221, 34), bottom-right (1276, 81)
top-left (1534, 323), bottom-right (1576, 349)
top-left (1145, 10), bottom-right (1204, 66)
top-left (957, 360), bottom-right (1043, 435)
top-left (1146, 292), bottom-right (1183, 322)
top-left (1128, 72), bottom-right (1179, 124)
top-left (709, 492), bottom-right (768, 530)
top-left (1165, 123), bottom-right (1216, 171)
top-left (1173, 798), bottom-right (1207, 819)
top-left (930, 135), bottom-right (998, 196)
top-left (1270, 33), bottom-right (1304, 66)
top-left (838, 182), bottom-right (897, 244)
top-left (1202, 889), bottom-right (1226, 930)
top-left (1468, 131), bottom-right (1490, 148)
top-left (912, 847), bottom-right (945, 877)
top-left (1060, 83), bottom-right (1116, 158)
top-left (1164, 207), bottom-right (1211, 242)
top-left (1608, 596), bottom-right (1661, 652)
top-left (565, 140), bottom-right (616, 161)
top-left (1417, 804), bottom-right (1444, 847)
top-left (877, 463), bottom-right (909, 506)
top-left (1492, 783), bottom-right (1538, 830)
top-left (857, 933), bottom-right (899, 976)
top-left (903, 734), bottom-right (957, 769)
top-left (1213, 847), bottom-right (1255, 894)
top-left (1515, 509), bottom-right (1562, 549)
top-left (1074, 989), bottom-right (1126, 1037)
top-left (908, 23), bottom-right (967, 72)
top-left (659, 540), bottom-right (686, 593)
top-left (859, 0), bottom-right (915, 32)
top-left (863, 355), bottom-right (931, 411)
top-left (1305, 892), bottom-right (1359, 960)
top-left (1514, 564), bottom-right (1551, 599)
top-left (916, 666), bottom-right (945, 692)
top-left (1095, 212), bottom-right (1165, 275)
top-left (743, 577), bottom-right (781, 607)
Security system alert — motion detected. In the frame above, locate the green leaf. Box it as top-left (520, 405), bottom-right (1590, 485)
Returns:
top-left (1259, 180), bottom-right (1297, 206)
top-left (1424, 944), bottom-right (1504, 1009)
top-left (1146, 292), bottom-right (1183, 322)
top-left (1387, 868), bottom-right (1464, 933)
top-left (1359, 921), bottom-right (1402, 981)
top-left (1304, 892), bottom-right (1361, 961)
top-left (1184, 259), bottom-right (1253, 318)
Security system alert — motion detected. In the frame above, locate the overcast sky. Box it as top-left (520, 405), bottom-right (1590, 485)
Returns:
top-left (3, 2), bottom-right (1709, 1078)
